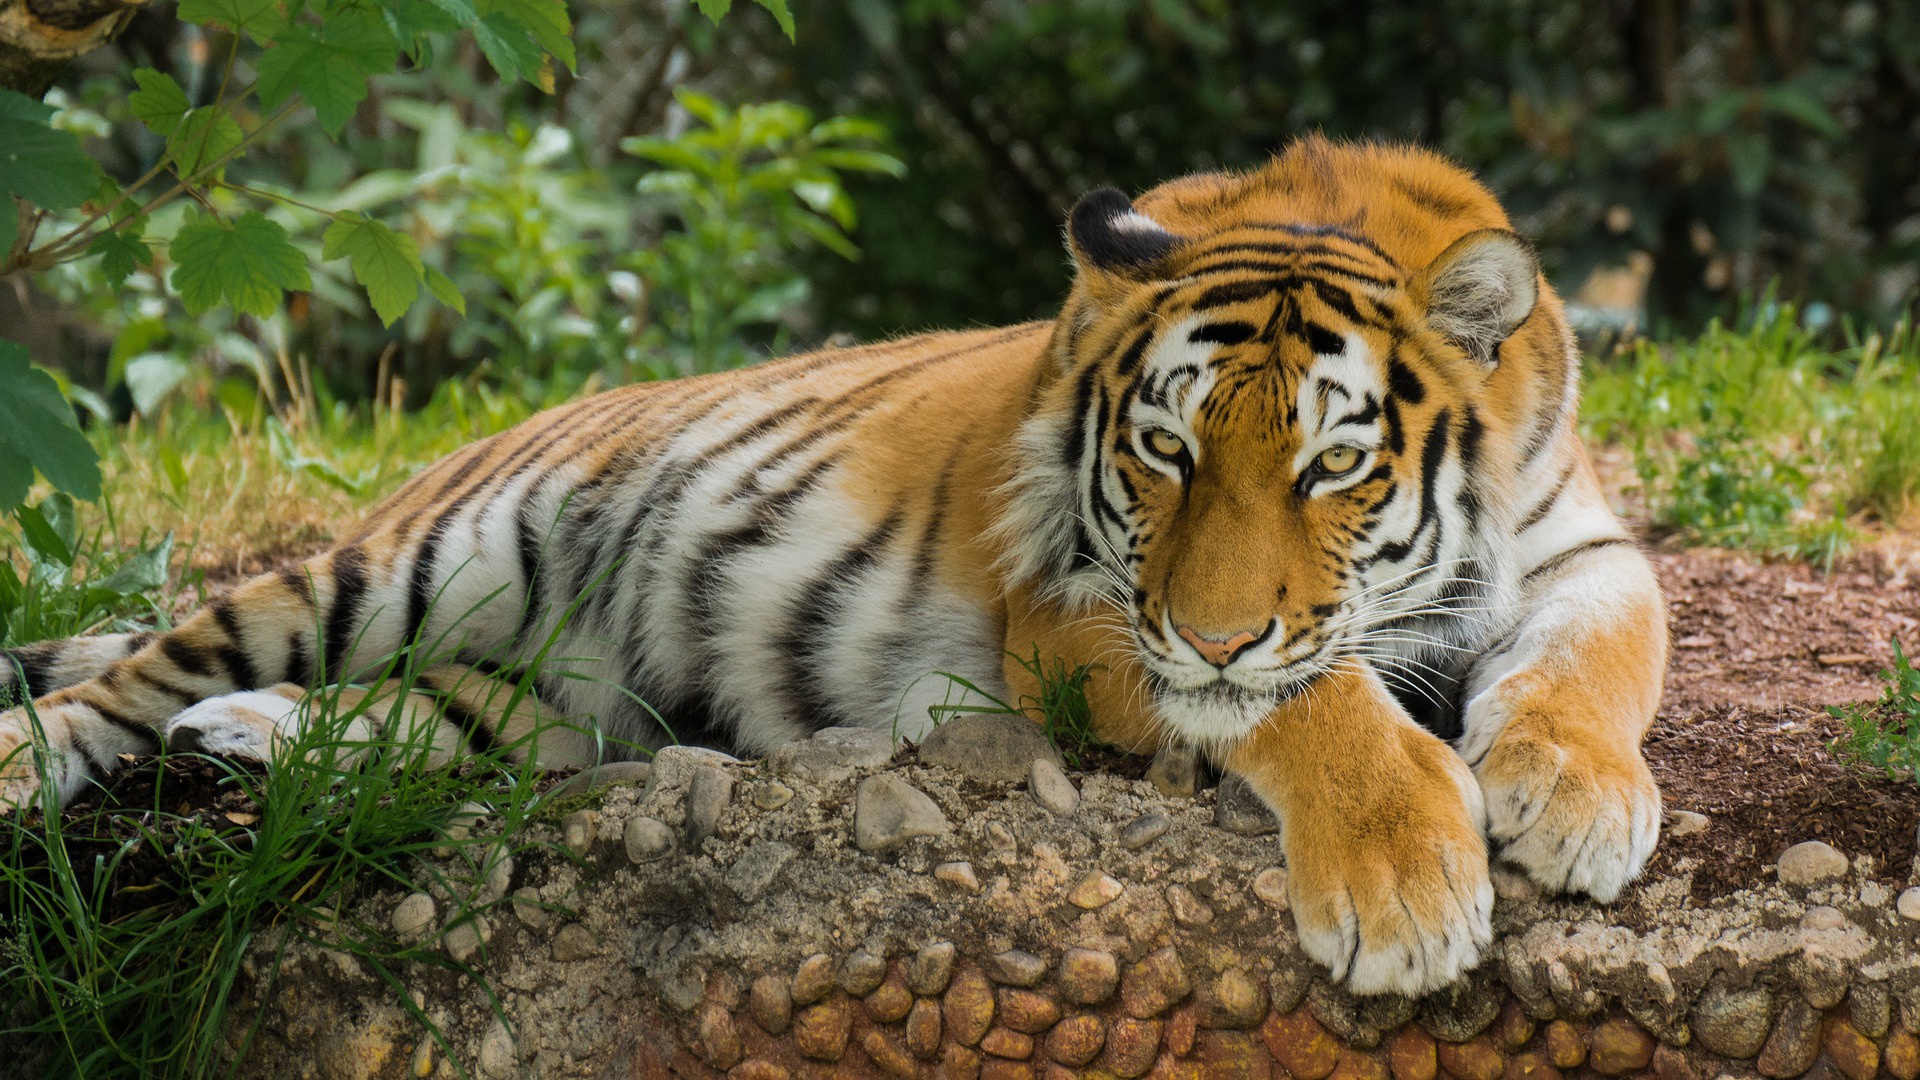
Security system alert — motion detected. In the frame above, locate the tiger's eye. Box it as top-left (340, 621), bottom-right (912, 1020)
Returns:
top-left (1144, 428), bottom-right (1187, 460)
top-left (1317, 445), bottom-right (1362, 474)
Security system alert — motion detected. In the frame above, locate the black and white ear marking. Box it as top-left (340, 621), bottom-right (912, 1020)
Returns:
top-left (1068, 186), bottom-right (1182, 276)
top-left (1420, 229), bottom-right (1539, 365)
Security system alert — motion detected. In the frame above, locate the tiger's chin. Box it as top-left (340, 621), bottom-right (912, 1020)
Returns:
top-left (1148, 672), bottom-right (1309, 750)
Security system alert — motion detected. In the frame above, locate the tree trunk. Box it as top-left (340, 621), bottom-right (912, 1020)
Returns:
top-left (0, 0), bottom-right (146, 97)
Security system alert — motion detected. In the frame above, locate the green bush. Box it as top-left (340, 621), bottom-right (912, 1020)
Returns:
top-left (1830, 638), bottom-right (1920, 784)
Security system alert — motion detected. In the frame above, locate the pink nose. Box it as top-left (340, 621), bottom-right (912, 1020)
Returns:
top-left (1175, 625), bottom-right (1262, 667)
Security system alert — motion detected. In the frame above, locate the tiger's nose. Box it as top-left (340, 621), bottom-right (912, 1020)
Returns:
top-left (1175, 624), bottom-right (1266, 668)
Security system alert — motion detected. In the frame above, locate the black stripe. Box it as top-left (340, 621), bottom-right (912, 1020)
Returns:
top-left (161, 635), bottom-right (218, 680)
top-left (210, 600), bottom-right (259, 691)
top-left (324, 545), bottom-right (370, 681)
top-left (405, 524), bottom-right (445, 652)
top-left (1387, 357), bottom-right (1426, 405)
top-left (280, 567), bottom-right (315, 607)
top-left (132, 667), bottom-right (197, 705)
top-left (10, 646), bottom-right (54, 699)
top-left (88, 701), bottom-right (159, 753)
top-left (1521, 538), bottom-right (1633, 585)
top-left (1187, 320), bottom-right (1258, 347)
top-left (776, 509), bottom-right (904, 731)
top-left (284, 630), bottom-right (310, 687)
top-left (1514, 463), bottom-right (1575, 535)
top-left (437, 692), bottom-right (504, 760)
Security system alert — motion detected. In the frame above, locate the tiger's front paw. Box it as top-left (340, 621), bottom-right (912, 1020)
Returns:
top-left (0, 710), bottom-right (42, 813)
top-left (1283, 734), bottom-right (1494, 996)
top-left (1462, 683), bottom-right (1661, 903)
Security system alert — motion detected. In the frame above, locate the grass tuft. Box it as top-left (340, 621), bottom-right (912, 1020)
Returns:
top-left (1829, 637), bottom-right (1920, 784)
top-left (926, 647), bottom-right (1109, 767)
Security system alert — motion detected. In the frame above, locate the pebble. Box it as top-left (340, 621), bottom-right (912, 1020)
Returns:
top-left (1214, 772), bottom-right (1280, 835)
top-left (1067, 870), bottom-right (1124, 909)
top-left (1492, 864), bottom-right (1541, 903)
top-left (1252, 866), bottom-right (1290, 910)
top-left (838, 951), bottom-right (888, 996)
top-left (768, 726), bottom-right (894, 784)
top-left (934, 860), bottom-right (979, 892)
top-left (477, 1018), bottom-right (516, 1078)
top-left (562, 810), bottom-right (596, 855)
top-left (1691, 982), bottom-right (1774, 1058)
top-left (624, 816), bottom-right (673, 863)
top-left (1898, 887), bottom-right (1920, 921)
top-left (510, 886), bottom-right (547, 928)
top-left (1028, 757), bottom-right (1079, 816)
top-left (725, 841), bottom-right (797, 902)
top-left (1119, 811), bottom-right (1170, 850)
top-left (547, 760), bottom-right (651, 799)
top-left (853, 773), bottom-right (950, 853)
top-left (1666, 810), bottom-right (1710, 836)
top-left (1777, 841), bottom-right (1849, 887)
top-left (986, 820), bottom-right (1017, 852)
top-left (917, 713), bottom-right (1062, 783)
top-left (550, 923), bottom-right (599, 962)
top-left (1802, 905), bottom-right (1848, 931)
top-left (907, 941), bottom-right (955, 996)
top-left (987, 948), bottom-right (1048, 987)
top-left (433, 800), bottom-right (489, 857)
top-left (1166, 883), bottom-right (1214, 925)
top-left (750, 974), bottom-right (792, 1035)
top-left (1058, 947), bottom-right (1119, 1004)
top-left (444, 915), bottom-right (490, 964)
top-left (752, 782), bottom-right (794, 810)
top-left (1145, 742), bottom-right (1199, 797)
top-left (480, 852), bottom-right (514, 902)
top-left (391, 892), bottom-right (436, 938)
top-left (791, 953), bottom-right (837, 1006)
top-left (1119, 946), bottom-right (1190, 1018)
top-left (682, 765), bottom-right (734, 848)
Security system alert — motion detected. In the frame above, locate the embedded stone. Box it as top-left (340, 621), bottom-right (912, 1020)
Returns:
top-left (1542, 1020), bottom-right (1586, 1069)
top-left (793, 1000), bottom-right (852, 1061)
top-left (940, 1046), bottom-right (983, 1080)
top-left (1886, 1029), bottom-right (1920, 1080)
top-left (854, 773), bottom-right (950, 853)
top-left (477, 1018), bottom-right (515, 1078)
top-left (1144, 742), bottom-right (1199, 797)
top-left (443, 915), bottom-right (489, 964)
top-left (1899, 887), bottom-right (1920, 921)
top-left (918, 714), bottom-right (1061, 783)
top-left (864, 976), bottom-right (913, 1024)
top-left (1437, 1037), bottom-right (1504, 1080)
top-left (1777, 841), bottom-right (1848, 887)
top-left (1118, 946), bottom-right (1190, 1019)
top-left (562, 810), bottom-right (596, 855)
top-left (549, 923), bottom-right (598, 962)
top-left (683, 765), bottom-right (734, 848)
top-left (1213, 772), bottom-right (1279, 835)
top-left (1163, 1003), bottom-right (1198, 1057)
top-left (1802, 905), bottom-right (1848, 931)
top-left (1167, 883), bottom-right (1214, 925)
top-left (981, 1026), bottom-right (1033, 1059)
top-left (791, 953), bottom-right (837, 1006)
top-left (1505, 1050), bottom-right (1564, 1080)
top-left (838, 950), bottom-right (887, 996)
top-left (861, 1029), bottom-right (917, 1080)
top-left (1120, 811), bottom-right (1171, 850)
top-left (908, 941), bottom-right (957, 996)
top-left (1757, 997), bottom-right (1820, 1078)
top-left (730, 1062), bottom-right (789, 1080)
top-left (391, 892), bottom-right (436, 938)
top-left (1589, 1017), bottom-right (1654, 1076)
top-left (1387, 1026), bottom-right (1437, 1080)
top-left (945, 967), bottom-right (997, 1046)
top-left (725, 841), bottom-right (795, 903)
top-left (1252, 866), bottom-right (1290, 910)
top-left (979, 1061), bottom-right (1033, 1080)
top-left (1191, 1029), bottom-right (1264, 1076)
top-left (697, 1004), bottom-right (744, 1071)
top-left (1492, 999), bottom-right (1536, 1051)
top-left (935, 860), bottom-right (980, 892)
top-left (1492, 865), bottom-right (1542, 903)
top-left (1850, 982), bottom-right (1892, 1038)
top-left (1029, 757), bottom-right (1079, 816)
top-left (751, 782), bottom-right (794, 810)
top-left (998, 989), bottom-right (1061, 1034)
top-left (987, 949), bottom-right (1048, 987)
top-left (1691, 981), bottom-right (1774, 1058)
top-left (1824, 1018), bottom-right (1879, 1080)
top-left (749, 974), bottom-right (791, 1035)
top-left (549, 760), bottom-right (650, 798)
top-left (510, 886), bottom-right (547, 929)
top-left (1262, 1011), bottom-right (1339, 1080)
top-left (623, 816), bottom-right (673, 863)
top-left (906, 997), bottom-right (943, 1059)
top-left (1068, 870), bottom-right (1124, 909)
top-left (1330, 1047), bottom-right (1390, 1080)
top-left (1058, 947), bottom-right (1119, 1005)
top-left (1666, 810), bottom-right (1709, 836)
top-left (1100, 1018), bottom-right (1162, 1078)
top-left (1046, 1014), bottom-right (1105, 1066)
top-left (1269, 967), bottom-right (1313, 1014)
top-left (1198, 968), bottom-right (1268, 1030)
top-left (768, 726), bottom-right (894, 784)
top-left (1418, 977), bottom-right (1501, 1041)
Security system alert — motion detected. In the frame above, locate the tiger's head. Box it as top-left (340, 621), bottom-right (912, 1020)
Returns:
top-left (1001, 139), bottom-right (1577, 749)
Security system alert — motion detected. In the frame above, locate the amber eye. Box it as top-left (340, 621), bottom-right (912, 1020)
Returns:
top-left (1316, 446), bottom-right (1362, 475)
top-left (1143, 428), bottom-right (1188, 461)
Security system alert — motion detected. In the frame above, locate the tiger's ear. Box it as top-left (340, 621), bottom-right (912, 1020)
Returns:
top-left (1414, 229), bottom-right (1539, 365)
top-left (1068, 187), bottom-right (1183, 286)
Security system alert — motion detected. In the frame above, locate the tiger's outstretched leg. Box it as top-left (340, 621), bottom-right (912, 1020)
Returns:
top-left (1, 632), bottom-right (159, 704)
top-left (1455, 537), bottom-right (1666, 902)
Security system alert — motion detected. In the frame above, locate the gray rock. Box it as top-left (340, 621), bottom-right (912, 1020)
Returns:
top-left (391, 892), bottom-right (436, 938)
top-left (725, 841), bottom-right (796, 902)
top-left (1849, 981), bottom-right (1891, 1039)
top-left (853, 773), bottom-right (950, 853)
top-left (1777, 841), bottom-right (1848, 887)
top-left (752, 782), bottom-right (794, 810)
top-left (562, 810), bottom-right (596, 855)
top-left (1120, 811), bottom-right (1171, 850)
top-left (510, 886), bottom-right (548, 929)
top-left (768, 726), bottom-right (895, 784)
top-left (837, 951), bottom-right (887, 996)
top-left (1028, 757), bottom-right (1079, 816)
top-left (444, 915), bottom-right (490, 965)
top-left (987, 948), bottom-right (1047, 987)
top-left (1898, 887), bottom-right (1920, 921)
top-left (683, 765), bottom-right (734, 848)
top-left (1145, 742), bottom-right (1199, 797)
top-left (550, 923), bottom-right (599, 962)
top-left (547, 760), bottom-right (652, 799)
top-left (1666, 810), bottom-right (1710, 836)
top-left (478, 1018), bottom-right (516, 1078)
top-left (907, 941), bottom-right (956, 996)
top-left (1691, 980), bottom-right (1774, 1058)
top-left (917, 714), bottom-right (1061, 783)
top-left (643, 745), bottom-right (739, 799)
top-left (1757, 995), bottom-right (1820, 1077)
top-left (624, 816), bottom-right (673, 863)
top-left (1214, 772), bottom-right (1280, 836)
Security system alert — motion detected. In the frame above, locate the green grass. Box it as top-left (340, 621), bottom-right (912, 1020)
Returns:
top-left (926, 647), bottom-right (1110, 767)
top-left (1829, 637), bottom-right (1920, 784)
top-left (1582, 303), bottom-right (1920, 563)
top-left (1, 495), bottom-right (190, 653)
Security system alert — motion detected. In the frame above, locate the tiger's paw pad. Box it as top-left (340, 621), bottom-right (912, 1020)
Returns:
top-left (1472, 732), bottom-right (1660, 904)
top-left (164, 691), bottom-right (301, 762)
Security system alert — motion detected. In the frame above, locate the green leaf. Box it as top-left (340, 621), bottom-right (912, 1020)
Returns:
top-left (128, 69), bottom-right (190, 137)
top-left (169, 211), bottom-right (312, 318)
top-left (88, 229), bottom-right (150, 287)
top-left (480, 0), bottom-right (573, 71)
top-left (88, 533), bottom-right (173, 598)
top-left (177, 0), bottom-right (285, 43)
top-left (752, 0), bottom-right (794, 39)
top-left (0, 88), bottom-right (101, 213)
top-left (806, 148), bottom-right (906, 177)
top-left (0, 446), bottom-right (28, 511)
top-left (425, 264), bottom-right (466, 315)
top-left (323, 213), bottom-right (423, 326)
top-left (693, 0), bottom-right (730, 24)
top-left (258, 12), bottom-right (395, 136)
top-left (13, 503), bottom-right (73, 568)
top-left (167, 106), bottom-right (244, 179)
top-left (124, 352), bottom-right (193, 416)
top-left (471, 11), bottom-right (546, 86)
top-left (0, 341), bottom-right (102, 506)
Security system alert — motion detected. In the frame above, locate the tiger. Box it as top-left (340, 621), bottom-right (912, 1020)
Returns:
top-left (0, 135), bottom-right (1667, 996)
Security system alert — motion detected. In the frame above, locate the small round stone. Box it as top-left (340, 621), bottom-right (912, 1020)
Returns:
top-left (562, 810), bottom-right (596, 855)
top-left (793, 1000), bottom-right (853, 1062)
top-left (1144, 743), bottom-right (1199, 797)
top-left (1691, 983), bottom-right (1773, 1059)
top-left (749, 974), bottom-right (792, 1035)
top-left (1068, 871), bottom-right (1124, 909)
top-left (865, 978), bottom-right (913, 1024)
top-left (854, 773), bottom-right (950, 853)
top-left (906, 998), bottom-right (943, 1059)
top-left (1666, 810), bottom-right (1709, 836)
top-left (1029, 757), bottom-right (1080, 816)
top-left (1777, 840), bottom-right (1848, 887)
top-left (752, 782), bottom-right (795, 810)
top-left (1897, 887), bottom-right (1920, 921)
top-left (837, 950), bottom-right (887, 996)
top-left (443, 915), bottom-right (490, 964)
top-left (1589, 1017), bottom-right (1655, 1075)
top-left (935, 861), bottom-right (980, 892)
top-left (391, 892), bottom-right (436, 937)
top-left (1058, 947), bottom-right (1119, 1005)
top-left (980, 1026), bottom-right (1033, 1060)
top-left (1201, 968), bottom-right (1268, 1029)
top-left (623, 816), bottom-right (673, 863)
top-left (997, 988), bottom-right (1062, 1034)
top-left (510, 886), bottom-right (547, 928)
top-left (1252, 867), bottom-right (1290, 910)
top-left (944, 967), bottom-right (997, 1047)
top-left (1046, 1014), bottom-right (1105, 1066)
top-left (1166, 883), bottom-right (1214, 925)
top-left (550, 923), bottom-right (598, 962)
top-left (682, 765), bottom-right (734, 848)
top-left (791, 953), bottom-right (837, 1006)
top-left (987, 949), bottom-right (1048, 987)
top-left (1119, 811), bottom-right (1171, 850)
top-left (1802, 905), bottom-right (1848, 931)
top-left (1119, 946), bottom-right (1190, 1019)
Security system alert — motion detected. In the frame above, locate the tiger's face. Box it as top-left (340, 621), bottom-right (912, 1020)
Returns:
top-left (1009, 176), bottom-right (1544, 748)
